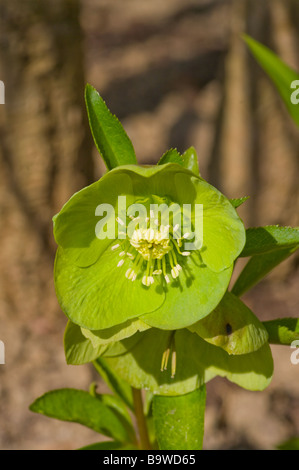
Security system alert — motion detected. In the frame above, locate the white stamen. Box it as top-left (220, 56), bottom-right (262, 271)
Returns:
top-left (164, 275), bottom-right (170, 284)
top-left (111, 244), bottom-right (120, 251)
top-left (126, 268), bottom-right (132, 278)
top-left (182, 232), bottom-right (190, 239)
top-left (182, 251), bottom-right (191, 256)
top-left (117, 259), bottom-right (124, 267)
top-left (116, 217), bottom-right (125, 226)
top-left (119, 251), bottom-right (126, 257)
top-left (126, 252), bottom-right (135, 259)
top-left (171, 267), bottom-right (179, 279)
top-left (173, 224), bottom-right (179, 231)
top-left (153, 269), bottom-right (162, 275)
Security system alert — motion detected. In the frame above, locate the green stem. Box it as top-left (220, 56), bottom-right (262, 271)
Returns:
top-left (132, 387), bottom-right (151, 450)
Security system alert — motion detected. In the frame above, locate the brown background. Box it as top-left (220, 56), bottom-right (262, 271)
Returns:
top-left (0, 0), bottom-right (298, 449)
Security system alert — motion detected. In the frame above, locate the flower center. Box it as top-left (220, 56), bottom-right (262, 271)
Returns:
top-left (110, 199), bottom-right (192, 287)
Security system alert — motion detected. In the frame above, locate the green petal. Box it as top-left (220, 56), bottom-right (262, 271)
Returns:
top-left (140, 259), bottom-right (233, 330)
top-left (55, 247), bottom-right (165, 330)
top-left (104, 329), bottom-right (273, 396)
top-left (188, 292), bottom-right (268, 354)
top-left (81, 318), bottom-right (150, 346)
top-left (175, 174), bottom-right (246, 272)
top-left (64, 321), bottom-right (108, 365)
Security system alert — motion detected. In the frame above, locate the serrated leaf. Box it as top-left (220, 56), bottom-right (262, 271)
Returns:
top-left (93, 358), bottom-right (134, 411)
top-left (153, 387), bottom-right (206, 450)
top-left (85, 84), bottom-right (137, 169)
top-left (240, 226), bottom-right (299, 257)
top-left (158, 148), bottom-right (183, 166)
top-left (29, 389), bottom-right (132, 442)
top-left (243, 35), bottom-right (299, 126)
top-left (230, 196), bottom-right (249, 208)
top-left (262, 318), bottom-right (299, 345)
top-left (232, 246), bottom-right (297, 297)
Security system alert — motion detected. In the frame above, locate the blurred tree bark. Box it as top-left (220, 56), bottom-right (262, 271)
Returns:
top-left (0, 0), bottom-right (94, 319)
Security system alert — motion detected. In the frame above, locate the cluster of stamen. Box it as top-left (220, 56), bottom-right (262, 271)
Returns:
top-left (111, 208), bottom-right (191, 287)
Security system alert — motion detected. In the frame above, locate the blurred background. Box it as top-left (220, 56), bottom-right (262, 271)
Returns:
top-left (0, 0), bottom-right (299, 449)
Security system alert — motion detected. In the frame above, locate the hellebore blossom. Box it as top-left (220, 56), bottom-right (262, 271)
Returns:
top-left (54, 163), bottom-right (245, 332)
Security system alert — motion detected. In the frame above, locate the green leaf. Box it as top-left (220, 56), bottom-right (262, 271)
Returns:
top-left (105, 328), bottom-right (273, 396)
top-left (232, 246), bottom-right (297, 297)
top-left (182, 147), bottom-right (200, 176)
top-left (92, 392), bottom-right (136, 444)
top-left (29, 389), bottom-right (132, 442)
top-left (262, 318), bottom-right (299, 345)
top-left (64, 321), bottom-right (108, 365)
top-left (93, 358), bottom-right (134, 411)
top-left (79, 441), bottom-right (138, 450)
top-left (276, 437), bottom-right (299, 450)
top-left (85, 84), bottom-right (137, 169)
top-left (153, 387), bottom-right (206, 450)
top-left (240, 226), bottom-right (299, 257)
top-left (158, 149), bottom-right (183, 166)
top-left (243, 35), bottom-right (299, 127)
top-left (230, 196), bottom-right (249, 208)
top-left (188, 292), bottom-right (268, 354)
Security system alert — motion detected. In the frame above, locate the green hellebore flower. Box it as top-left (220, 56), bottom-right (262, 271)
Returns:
top-left (54, 163), bottom-right (245, 331)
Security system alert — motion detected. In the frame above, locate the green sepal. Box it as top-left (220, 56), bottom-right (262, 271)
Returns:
top-left (188, 292), bottom-right (268, 354)
top-left (104, 328), bottom-right (273, 396)
top-left (81, 318), bottom-right (150, 346)
top-left (64, 321), bottom-right (108, 365)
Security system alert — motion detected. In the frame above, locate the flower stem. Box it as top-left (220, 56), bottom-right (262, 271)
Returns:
top-left (132, 387), bottom-right (151, 450)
